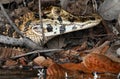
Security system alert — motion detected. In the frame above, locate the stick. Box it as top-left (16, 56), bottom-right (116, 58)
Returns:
top-left (0, 3), bottom-right (24, 37)
top-left (38, 0), bottom-right (45, 44)
top-left (0, 3), bottom-right (42, 49)
top-left (0, 35), bottom-right (42, 50)
top-left (10, 49), bottom-right (63, 59)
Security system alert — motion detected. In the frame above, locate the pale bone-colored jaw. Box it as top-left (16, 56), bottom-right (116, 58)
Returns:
top-left (31, 6), bottom-right (102, 43)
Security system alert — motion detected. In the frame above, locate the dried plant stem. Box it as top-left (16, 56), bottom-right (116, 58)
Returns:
top-left (0, 35), bottom-right (42, 50)
top-left (38, 0), bottom-right (45, 45)
top-left (11, 49), bottom-right (63, 59)
top-left (0, 3), bottom-right (24, 37)
top-left (0, 3), bottom-right (42, 49)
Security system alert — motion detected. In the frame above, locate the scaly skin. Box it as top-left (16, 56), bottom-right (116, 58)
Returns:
top-left (15, 6), bottom-right (102, 45)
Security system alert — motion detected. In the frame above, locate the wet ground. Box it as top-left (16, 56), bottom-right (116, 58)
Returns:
top-left (0, 73), bottom-right (118, 79)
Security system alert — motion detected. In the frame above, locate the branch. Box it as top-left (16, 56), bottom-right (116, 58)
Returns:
top-left (10, 49), bottom-right (63, 59)
top-left (0, 3), bottom-right (24, 37)
top-left (0, 35), bottom-right (42, 50)
top-left (0, 3), bottom-right (42, 49)
top-left (39, 0), bottom-right (45, 45)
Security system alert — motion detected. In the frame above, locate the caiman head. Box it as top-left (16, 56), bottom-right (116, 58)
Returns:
top-left (15, 6), bottom-right (102, 45)
top-left (32, 6), bottom-right (102, 37)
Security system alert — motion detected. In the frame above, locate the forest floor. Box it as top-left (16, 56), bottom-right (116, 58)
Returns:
top-left (0, 0), bottom-right (120, 79)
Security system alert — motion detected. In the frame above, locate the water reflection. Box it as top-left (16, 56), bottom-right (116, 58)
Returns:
top-left (0, 73), bottom-right (117, 79)
top-left (0, 76), bottom-right (36, 79)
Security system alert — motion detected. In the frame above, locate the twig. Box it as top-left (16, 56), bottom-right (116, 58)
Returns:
top-left (0, 35), bottom-right (42, 50)
top-left (0, 35), bottom-right (23, 46)
top-left (92, 0), bottom-right (98, 12)
top-left (0, 3), bottom-right (42, 49)
top-left (38, 0), bottom-right (45, 45)
top-left (10, 49), bottom-right (63, 59)
top-left (0, 3), bottom-right (24, 37)
top-left (82, 0), bottom-right (89, 15)
top-left (84, 41), bottom-right (110, 53)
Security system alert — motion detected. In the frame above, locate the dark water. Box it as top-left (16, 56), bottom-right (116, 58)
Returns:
top-left (0, 76), bottom-right (37, 79)
top-left (0, 74), bottom-right (118, 79)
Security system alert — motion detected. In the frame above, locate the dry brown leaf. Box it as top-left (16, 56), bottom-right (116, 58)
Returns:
top-left (4, 59), bottom-right (18, 66)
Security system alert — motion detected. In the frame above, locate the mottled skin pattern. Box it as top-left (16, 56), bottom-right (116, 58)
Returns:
top-left (14, 6), bottom-right (101, 45)
top-left (43, 6), bottom-right (101, 22)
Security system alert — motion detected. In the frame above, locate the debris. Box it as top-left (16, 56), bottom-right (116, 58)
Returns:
top-left (118, 14), bottom-right (120, 26)
top-left (0, 3), bottom-right (24, 37)
top-left (116, 48), bottom-right (120, 56)
top-left (117, 73), bottom-right (120, 79)
top-left (11, 49), bottom-right (63, 59)
top-left (37, 68), bottom-right (46, 77)
top-left (93, 72), bottom-right (100, 79)
top-left (65, 72), bottom-right (68, 79)
top-left (0, 0), bottom-right (120, 78)
top-left (0, 35), bottom-right (42, 50)
top-left (34, 41), bottom-right (120, 76)
top-left (98, 0), bottom-right (120, 20)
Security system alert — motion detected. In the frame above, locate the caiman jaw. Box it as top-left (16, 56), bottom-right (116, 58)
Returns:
top-left (32, 15), bottom-right (101, 37)
top-left (31, 13), bottom-right (102, 38)
top-left (18, 6), bottom-right (102, 45)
